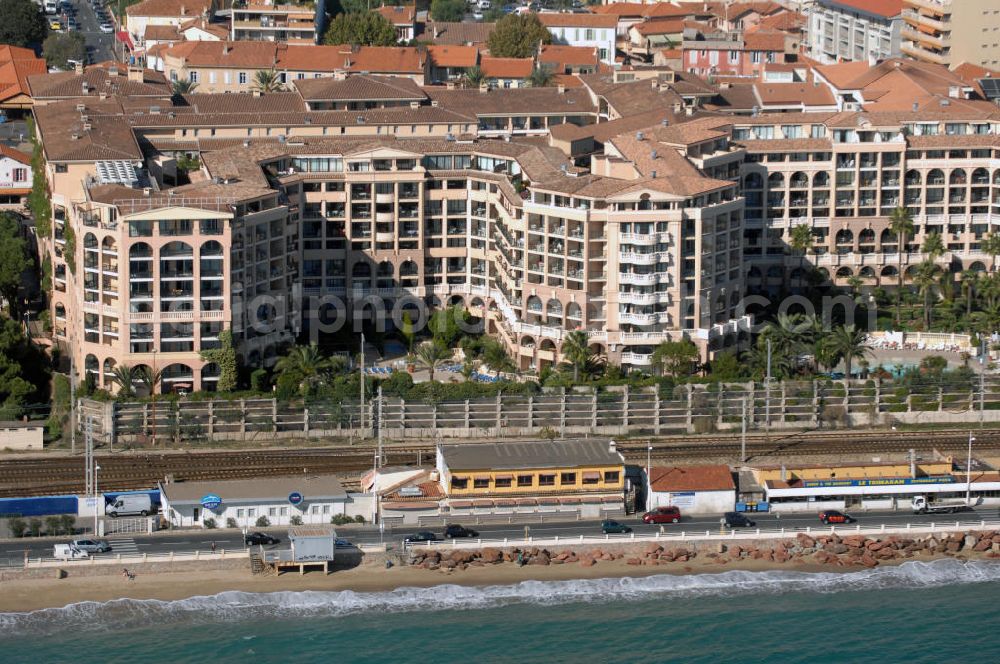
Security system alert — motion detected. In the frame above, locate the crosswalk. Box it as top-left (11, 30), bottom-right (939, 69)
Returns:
top-left (107, 538), bottom-right (139, 556)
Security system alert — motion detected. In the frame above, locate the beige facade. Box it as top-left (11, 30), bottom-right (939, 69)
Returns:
top-left (902, 0), bottom-right (1000, 68)
top-left (230, 4), bottom-right (317, 44)
top-left (0, 422), bottom-right (44, 450)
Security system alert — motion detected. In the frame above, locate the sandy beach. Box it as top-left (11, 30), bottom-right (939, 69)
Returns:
top-left (4, 548), bottom-right (997, 614)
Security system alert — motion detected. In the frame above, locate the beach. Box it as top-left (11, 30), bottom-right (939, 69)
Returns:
top-left (2, 545), bottom-right (996, 614)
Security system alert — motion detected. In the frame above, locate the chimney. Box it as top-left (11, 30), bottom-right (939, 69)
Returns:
top-left (180, 4), bottom-right (186, 14)
top-left (948, 85), bottom-right (959, 98)
top-left (108, 66), bottom-right (119, 77)
top-left (479, 83), bottom-right (488, 94)
top-left (223, 43), bottom-right (230, 55)
top-left (128, 66), bottom-right (143, 82)
top-left (446, 81), bottom-right (455, 90)
top-left (433, 26), bottom-right (440, 39)
top-left (75, 61), bottom-right (84, 75)
top-left (557, 84), bottom-right (565, 94)
top-left (409, 100), bottom-right (419, 109)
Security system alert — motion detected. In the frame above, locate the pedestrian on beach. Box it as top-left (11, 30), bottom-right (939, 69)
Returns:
top-left (211, 541), bottom-right (217, 553)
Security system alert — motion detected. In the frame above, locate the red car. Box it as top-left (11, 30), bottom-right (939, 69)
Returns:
top-left (819, 510), bottom-right (856, 525)
top-left (642, 506), bottom-right (682, 524)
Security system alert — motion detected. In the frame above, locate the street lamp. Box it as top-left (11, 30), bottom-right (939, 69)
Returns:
top-left (966, 432), bottom-right (975, 504)
top-left (94, 464), bottom-right (101, 536)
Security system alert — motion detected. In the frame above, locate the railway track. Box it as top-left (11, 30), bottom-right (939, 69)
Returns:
top-left (1, 428), bottom-right (998, 498)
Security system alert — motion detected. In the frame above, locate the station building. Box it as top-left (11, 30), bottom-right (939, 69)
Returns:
top-left (646, 464), bottom-right (736, 515)
top-left (159, 474), bottom-right (371, 528)
top-left (751, 459), bottom-right (1000, 512)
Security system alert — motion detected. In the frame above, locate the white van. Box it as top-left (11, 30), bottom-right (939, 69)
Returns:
top-left (107, 493), bottom-right (154, 517)
top-left (44, 0), bottom-right (58, 14)
top-left (53, 544), bottom-right (89, 560)
top-left (477, 0), bottom-right (491, 9)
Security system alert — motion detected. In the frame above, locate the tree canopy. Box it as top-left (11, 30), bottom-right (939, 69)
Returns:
top-left (0, 0), bottom-right (47, 48)
top-left (487, 14), bottom-right (552, 59)
top-left (43, 32), bottom-right (86, 71)
top-left (0, 214), bottom-right (28, 317)
top-left (0, 317), bottom-right (49, 419)
top-left (430, 0), bottom-right (465, 22)
top-left (323, 11), bottom-right (398, 46)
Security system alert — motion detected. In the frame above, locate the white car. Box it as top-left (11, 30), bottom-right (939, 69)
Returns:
top-left (99, 23), bottom-right (114, 34)
top-left (473, 11), bottom-right (484, 19)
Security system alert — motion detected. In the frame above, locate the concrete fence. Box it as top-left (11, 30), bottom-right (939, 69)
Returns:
top-left (80, 375), bottom-right (1000, 445)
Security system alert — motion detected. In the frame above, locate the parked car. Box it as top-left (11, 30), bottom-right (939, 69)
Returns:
top-left (403, 531), bottom-right (441, 544)
top-left (49, 20), bottom-right (63, 31)
top-left (723, 512), bottom-right (756, 528)
top-left (444, 524), bottom-right (479, 538)
top-left (641, 506), bottom-right (682, 524)
top-left (819, 510), bottom-right (855, 525)
top-left (244, 532), bottom-right (279, 546)
top-left (601, 519), bottom-right (632, 534)
top-left (70, 538), bottom-right (111, 553)
top-left (99, 23), bottom-right (114, 33)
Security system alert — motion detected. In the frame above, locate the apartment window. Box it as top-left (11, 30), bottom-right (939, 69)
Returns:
top-left (782, 125), bottom-right (802, 139)
top-left (582, 472), bottom-right (600, 485)
top-left (494, 476), bottom-right (512, 488)
top-left (223, 72), bottom-right (231, 84)
top-left (538, 474), bottom-right (556, 486)
top-left (560, 472), bottom-right (577, 485)
top-left (751, 50), bottom-right (762, 64)
top-left (517, 474), bottom-right (533, 487)
top-left (728, 50), bottom-right (739, 64)
top-left (237, 509), bottom-right (244, 518)
top-left (755, 126), bottom-right (774, 139)
top-left (189, 71), bottom-right (198, 83)
top-left (208, 71), bottom-right (216, 84)
top-left (473, 477), bottom-right (490, 489)
top-left (604, 471), bottom-right (620, 483)
top-left (585, 29), bottom-right (594, 40)
top-left (238, 71), bottom-right (247, 84)
top-left (12, 168), bottom-right (27, 182)
top-left (451, 477), bottom-right (468, 490)
top-left (268, 507), bottom-right (276, 517)
top-left (247, 508), bottom-right (256, 518)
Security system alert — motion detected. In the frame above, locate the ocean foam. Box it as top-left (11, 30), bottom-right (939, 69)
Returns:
top-left (2, 558), bottom-right (999, 636)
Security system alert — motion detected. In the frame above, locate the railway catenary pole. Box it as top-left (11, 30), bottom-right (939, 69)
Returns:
top-left (741, 395), bottom-right (748, 463)
top-left (765, 339), bottom-right (772, 437)
top-left (360, 332), bottom-right (365, 437)
top-left (980, 339), bottom-right (985, 429)
top-left (69, 355), bottom-right (76, 454)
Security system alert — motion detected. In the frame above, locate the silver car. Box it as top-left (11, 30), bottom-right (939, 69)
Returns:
top-left (70, 538), bottom-right (111, 553)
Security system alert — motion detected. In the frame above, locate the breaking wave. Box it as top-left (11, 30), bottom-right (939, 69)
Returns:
top-left (2, 558), bottom-right (999, 636)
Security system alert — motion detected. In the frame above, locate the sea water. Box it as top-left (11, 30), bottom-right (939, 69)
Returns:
top-left (3, 559), bottom-right (1000, 663)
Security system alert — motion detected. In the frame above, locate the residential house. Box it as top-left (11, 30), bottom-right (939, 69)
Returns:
top-left (539, 13), bottom-right (617, 64)
top-left (683, 26), bottom-right (798, 77)
top-left (427, 45), bottom-right (479, 84)
top-left (420, 21), bottom-right (495, 46)
top-left (0, 145), bottom-right (31, 207)
top-left (538, 45), bottom-right (599, 76)
top-left (479, 57), bottom-right (534, 89)
top-left (0, 45), bottom-right (47, 111)
top-left (125, 0), bottom-right (215, 43)
top-left (646, 465), bottom-right (736, 515)
top-left (376, 4), bottom-right (416, 43)
top-left (627, 19), bottom-right (685, 62)
top-left (292, 74), bottom-right (427, 110)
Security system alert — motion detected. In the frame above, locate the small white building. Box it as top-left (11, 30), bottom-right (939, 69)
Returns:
top-left (646, 464), bottom-right (737, 515)
top-left (0, 421), bottom-right (43, 450)
top-left (539, 13), bottom-right (618, 65)
top-left (159, 474), bottom-right (369, 528)
top-left (0, 145), bottom-right (31, 208)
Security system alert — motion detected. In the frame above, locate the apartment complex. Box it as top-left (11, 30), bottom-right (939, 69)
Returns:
top-left (901, 0), bottom-right (1000, 68)
top-left (30, 59), bottom-right (1000, 393)
top-left (808, 0), bottom-right (903, 64)
top-left (230, 3), bottom-right (318, 44)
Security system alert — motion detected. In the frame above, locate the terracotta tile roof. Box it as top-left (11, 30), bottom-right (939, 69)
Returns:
top-left (814, 61), bottom-right (871, 89)
top-left (165, 41), bottom-right (278, 68)
top-left (644, 3), bottom-right (700, 19)
top-left (421, 21), bottom-right (495, 46)
top-left (755, 81), bottom-right (836, 107)
top-left (27, 67), bottom-right (171, 100)
top-left (537, 12), bottom-right (618, 29)
top-left (590, 3), bottom-right (649, 18)
top-left (127, 0), bottom-right (211, 18)
top-left (33, 99), bottom-right (143, 162)
top-left (632, 19), bottom-right (686, 36)
top-left (0, 144), bottom-right (30, 164)
top-left (143, 25), bottom-right (181, 41)
top-left (649, 465), bottom-right (735, 493)
top-left (427, 45), bottom-right (479, 69)
top-left (179, 17), bottom-right (231, 40)
top-left (539, 45), bottom-right (599, 69)
top-left (479, 57), bottom-right (533, 80)
top-left (742, 29), bottom-right (789, 51)
top-left (756, 10), bottom-right (806, 33)
top-left (292, 74), bottom-right (426, 102)
top-left (332, 45), bottom-right (425, 74)
top-left (423, 86), bottom-right (596, 117)
top-left (578, 73), bottom-right (684, 117)
top-left (820, 0), bottom-right (902, 19)
top-left (179, 91), bottom-right (307, 114)
top-left (376, 4), bottom-right (416, 25)
top-left (0, 46), bottom-right (47, 104)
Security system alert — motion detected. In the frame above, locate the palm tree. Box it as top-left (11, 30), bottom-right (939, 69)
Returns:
top-left (912, 260), bottom-right (940, 329)
top-left (109, 364), bottom-right (135, 398)
top-left (825, 324), bottom-right (870, 380)
top-left (761, 312), bottom-right (816, 356)
top-left (252, 68), bottom-right (284, 94)
top-left (982, 231), bottom-right (1000, 273)
top-left (560, 330), bottom-right (591, 382)
top-left (415, 341), bottom-right (452, 382)
top-left (527, 66), bottom-right (554, 88)
top-left (274, 344), bottom-right (332, 393)
top-left (171, 79), bottom-right (197, 98)
top-left (482, 340), bottom-right (515, 373)
top-left (889, 206), bottom-right (914, 326)
top-left (846, 274), bottom-right (864, 301)
top-left (741, 336), bottom-right (794, 380)
top-left (463, 66), bottom-right (485, 89)
top-left (922, 232), bottom-right (945, 261)
top-left (135, 365), bottom-right (162, 395)
top-left (960, 270), bottom-right (979, 320)
top-left (971, 301), bottom-right (1000, 335)
top-left (789, 223), bottom-right (813, 271)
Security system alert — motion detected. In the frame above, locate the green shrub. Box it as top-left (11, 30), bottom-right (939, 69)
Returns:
top-left (8, 518), bottom-right (27, 538)
top-left (250, 368), bottom-right (269, 393)
top-left (226, 517), bottom-right (238, 529)
top-left (28, 518), bottom-right (42, 537)
top-left (290, 515), bottom-right (303, 526)
top-left (330, 514), bottom-right (353, 525)
top-left (60, 514), bottom-right (76, 535)
top-left (353, 515), bottom-right (366, 524)
top-left (45, 515), bottom-right (63, 535)
top-left (255, 515), bottom-right (270, 528)
top-left (203, 517), bottom-right (217, 529)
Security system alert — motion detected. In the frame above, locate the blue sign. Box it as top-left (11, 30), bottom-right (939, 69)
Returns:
top-left (200, 494), bottom-right (222, 510)
top-left (288, 492), bottom-right (304, 506)
top-left (801, 476), bottom-right (956, 489)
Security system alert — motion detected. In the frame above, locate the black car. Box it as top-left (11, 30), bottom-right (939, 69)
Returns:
top-left (403, 531), bottom-right (441, 544)
top-left (244, 532), bottom-right (279, 546)
top-left (723, 512), bottom-right (756, 528)
top-left (601, 520), bottom-right (632, 534)
top-left (444, 524), bottom-right (479, 538)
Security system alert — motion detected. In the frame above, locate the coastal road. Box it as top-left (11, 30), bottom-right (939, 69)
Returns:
top-left (3, 508), bottom-right (996, 565)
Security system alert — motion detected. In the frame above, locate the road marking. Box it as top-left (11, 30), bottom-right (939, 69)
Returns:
top-left (107, 537), bottom-right (139, 554)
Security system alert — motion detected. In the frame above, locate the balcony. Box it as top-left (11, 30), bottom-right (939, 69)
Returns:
top-left (619, 272), bottom-right (663, 286)
top-left (619, 251), bottom-right (669, 266)
top-left (901, 41), bottom-right (947, 65)
top-left (618, 291), bottom-right (671, 306)
top-left (620, 351), bottom-right (653, 366)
